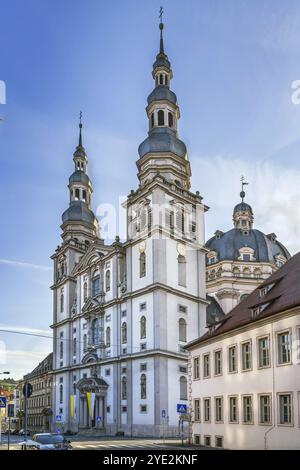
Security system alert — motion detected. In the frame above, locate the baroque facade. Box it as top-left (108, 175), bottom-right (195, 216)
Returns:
top-left (187, 252), bottom-right (300, 450)
top-left (51, 20), bottom-right (208, 437)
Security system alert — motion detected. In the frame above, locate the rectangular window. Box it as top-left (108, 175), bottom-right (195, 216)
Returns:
top-left (214, 350), bottom-right (222, 376)
top-left (242, 395), bottom-right (253, 423)
top-left (140, 302), bottom-right (147, 311)
top-left (241, 341), bottom-right (252, 371)
top-left (278, 393), bottom-right (293, 425)
top-left (193, 357), bottom-right (200, 380)
top-left (204, 398), bottom-right (211, 422)
top-left (122, 406), bottom-right (127, 413)
top-left (203, 353), bottom-right (210, 378)
top-left (178, 305), bottom-right (187, 314)
top-left (228, 346), bottom-right (237, 373)
top-left (194, 435), bottom-right (201, 445)
top-left (229, 396), bottom-right (238, 423)
top-left (297, 327), bottom-right (300, 364)
top-left (215, 436), bottom-right (223, 448)
top-left (215, 397), bottom-right (223, 422)
top-left (140, 363), bottom-right (147, 372)
top-left (92, 276), bottom-right (100, 297)
top-left (259, 395), bottom-right (272, 424)
top-left (194, 399), bottom-right (200, 422)
top-left (258, 336), bottom-right (270, 368)
top-left (204, 435), bottom-right (211, 447)
top-left (277, 331), bottom-right (291, 364)
top-left (140, 405), bottom-right (147, 413)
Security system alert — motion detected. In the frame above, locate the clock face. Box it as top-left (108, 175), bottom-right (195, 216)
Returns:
top-left (139, 241), bottom-right (146, 253)
top-left (177, 243), bottom-right (186, 256)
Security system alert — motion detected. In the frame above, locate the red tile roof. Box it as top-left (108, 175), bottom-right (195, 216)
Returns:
top-left (187, 251), bottom-right (300, 349)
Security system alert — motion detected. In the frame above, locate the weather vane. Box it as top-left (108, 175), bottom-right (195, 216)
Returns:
top-left (240, 175), bottom-right (249, 202)
top-left (79, 111), bottom-right (82, 126)
top-left (159, 6), bottom-right (164, 23)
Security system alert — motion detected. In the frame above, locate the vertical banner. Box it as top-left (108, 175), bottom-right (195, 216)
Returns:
top-left (86, 392), bottom-right (95, 418)
top-left (70, 395), bottom-right (76, 418)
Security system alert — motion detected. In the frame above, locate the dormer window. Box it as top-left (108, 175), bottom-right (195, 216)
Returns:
top-left (251, 302), bottom-right (270, 319)
top-left (259, 282), bottom-right (275, 298)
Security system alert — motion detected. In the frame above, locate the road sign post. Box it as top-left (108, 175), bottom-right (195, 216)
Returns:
top-left (23, 383), bottom-right (33, 444)
top-left (0, 396), bottom-right (7, 445)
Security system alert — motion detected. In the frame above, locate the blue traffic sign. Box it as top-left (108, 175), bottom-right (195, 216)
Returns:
top-left (96, 416), bottom-right (102, 422)
top-left (56, 415), bottom-right (62, 422)
top-left (177, 404), bottom-right (187, 414)
top-left (0, 396), bottom-right (7, 408)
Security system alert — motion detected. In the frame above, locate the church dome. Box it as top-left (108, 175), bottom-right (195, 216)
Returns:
top-left (205, 228), bottom-right (290, 264)
top-left (147, 85), bottom-right (177, 106)
top-left (69, 170), bottom-right (90, 185)
top-left (138, 127), bottom-right (187, 159)
top-left (62, 201), bottom-right (97, 226)
top-left (233, 201), bottom-right (253, 215)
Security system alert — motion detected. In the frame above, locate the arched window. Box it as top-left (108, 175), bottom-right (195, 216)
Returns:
top-left (121, 322), bottom-right (127, 344)
top-left (168, 112), bottom-right (174, 128)
top-left (105, 270), bottom-right (111, 292)
top-left (92, 319), bottom-right (100, 345)
top-left (83, 334), bottom-right (87, 351)
top-left (140, 374), bottom-right (147, 399)
top-left (83, 282), bottom-right (88, 301)
top-left (140, 252), bottom-right (146, 278)
top-left (122, 376), bottom-right (127, 400)
top-left (159, 74), bottom-right (163, 85)
top-left (59, 341), bottom-right (63, 359)
top-left (59, 384), bottom-right (63, 404)
top-left (179, 318), bottom-right (187, 342)
top-left (178, 255), bottom-right (187, 287)
top-left (73, 338), bottom-right (77, 356)
top-left (151, 113), bottom-right (154, 128)
top-left (140, 316), bottom-right (146, 339)
top-left (75, 188), bottom-right (80, 200)
top-left (179, 376), bottom-right (187, 400)
top-left (60, 289), bottom-right (64, 313)
top-left (82, 190), bottom-right (87, 202)
top-left (92, 275), bottom-right (100, 297)
top-left (106, 326), bottom-right (111, 347)
top-left (158, 110), bottom-right (164, 126)
top-left (165, 76), bottom-right (169, 86)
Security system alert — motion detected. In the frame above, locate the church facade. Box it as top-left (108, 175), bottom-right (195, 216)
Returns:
top-left (50, 20), bottom-right (208, 437)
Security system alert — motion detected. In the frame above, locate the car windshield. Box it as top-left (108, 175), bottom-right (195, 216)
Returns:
top-left (34, 435), bottom-right (64, 444)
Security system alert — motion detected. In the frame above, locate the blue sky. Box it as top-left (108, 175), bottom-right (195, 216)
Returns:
top-left (1, 0), bottom-right (300, 378)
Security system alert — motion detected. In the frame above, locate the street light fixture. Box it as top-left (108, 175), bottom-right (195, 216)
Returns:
top-left (0, 372), bottom-right (10, 375)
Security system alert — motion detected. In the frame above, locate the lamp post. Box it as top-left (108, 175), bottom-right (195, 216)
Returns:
top-left (0, 372), bottom-right (10, 375)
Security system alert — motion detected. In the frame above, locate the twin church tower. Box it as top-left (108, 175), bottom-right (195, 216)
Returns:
top-left (50, 17), bottom-right (289, 436)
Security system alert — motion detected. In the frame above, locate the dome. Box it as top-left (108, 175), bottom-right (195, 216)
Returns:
top-left (69, 171), bottom-right (90, 185)
top-left (62, 201), bottom-right (97, 226)
top-left (153, 52), bottom-right (171, 71)
top-left (138, 127), bottom-right (187, 159)
top-left (147, 85), bottom-right (177, 106)
top-left (205, 228), bottom-right (291, 264)
top-left (233, 202), bottom-right (253, 214)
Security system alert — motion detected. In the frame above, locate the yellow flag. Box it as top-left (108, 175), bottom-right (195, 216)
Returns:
top-left (70, 395), bottom-right (76, 418)
top-left (86, 392), bottom-right (95, 418)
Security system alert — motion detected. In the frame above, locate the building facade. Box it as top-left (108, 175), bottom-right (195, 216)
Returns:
top-left (50, 20), bottom-right (208, 437)
top-left (205, 189), bottom-right (290, 314)
top-left (187, 253), bottom-right (300, 450)
top-left (18, 353), bottom-right (53, 433)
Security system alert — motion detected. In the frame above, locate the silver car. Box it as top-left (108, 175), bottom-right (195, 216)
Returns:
top-left (20, 433), bottom-right (72, 450)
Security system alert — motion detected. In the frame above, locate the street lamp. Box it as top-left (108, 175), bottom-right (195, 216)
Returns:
top-left (0, 372), bottom-right (10, 375)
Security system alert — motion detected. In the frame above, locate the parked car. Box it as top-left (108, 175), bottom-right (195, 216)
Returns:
top-left (19, 433), bottom-right (72, 450)
top-left (18, 429), bottom-right (30, 436)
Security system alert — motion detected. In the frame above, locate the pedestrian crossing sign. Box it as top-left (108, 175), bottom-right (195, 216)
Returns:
top-left (0, 396), bottom-right (7, 408)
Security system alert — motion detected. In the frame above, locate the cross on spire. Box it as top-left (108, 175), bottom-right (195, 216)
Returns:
top-left (240, 175), bottom-right (249, 202)
top-left (79, 111), bottom-right (83, 147)
top-left (159, 6), bottom-right (165, 54)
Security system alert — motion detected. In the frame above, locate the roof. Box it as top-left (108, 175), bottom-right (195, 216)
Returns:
top-left (23, 353), bottom-right (53, 380)
top-left (69, 170), bottom-right (90, 185)
top-left (138, 127), bottom-right (187, 159)
top-left (205, 228), bottom-right (290, 263)
top-left (62, 201), bottom-right (97, 226)
top-left (147, 85), bottom-right (177, 106)
top-left (233, 201), bottom-right (253, 214)
top-left (186, 251), bottom-right (300, 349)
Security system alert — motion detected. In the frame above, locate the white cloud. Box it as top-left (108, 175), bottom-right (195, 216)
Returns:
top-left (0, 259), bottom-right (52, 272)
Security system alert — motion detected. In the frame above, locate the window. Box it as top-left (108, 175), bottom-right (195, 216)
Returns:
top-left (59, 341), bottom-right (63, 360)
top-left (139, 252), bottom-right (146, 278)
top-left (194, 435), bottom-right (201, 445)
top-left (73, 337), bottom-right (77, 356)
top-left (214, 350), bottom-right (222, 376)
top-left (215, 397), bottom-right (223, 422)
top-left (278, 394), bottom-right (292, 425)
top-left (242, 254), bottom-right (251, 262)
top-left (140, 316), bottom-right (146, 339)
top-left (59, 384), bottom-right (63, 404)
top-left (179, 318), bottom-right (187, 342)
top-left (121, 322), bottom-right (127, 344)
top-left (179, 376), bottom-right (187, 400)
top-left (193, 357), bottom-right (200, 380)
top-left (277, 331), bottom-right (291, 364)
top-left (178, 305), bottom-right (187, 314)
top-left (204, 436), bottom-right (211, 447)
top-left (242, 396), bottom-right (253, 423)
top-left (215, 436), bottom-right (223, 448)
top-left (258, 336), bottom-right (270, 368)
top-left (178, 255), bottom-right (187, 287)
top-left (106, 326), bottom-right (111, 347)
top-left (140, 363), bottom-right (147, 372)
top-left (203, 353), bottom-right (210, 378)
top-left (204, 399), bottom-right (211, 422)
top-left (140, 405), bottom-right (147, 413)
top-left (122, 406), bottom-right (127, 413)
top-left (92, 319), bottom-right (100, 344)
top-left (83, 282), bottom-right (88, 302)
top-left (241, 341), bottom-right (252, 371)
top-left (159, 74), bottom-right (163, 85)
top-left (92, 276), bottom-right (100, 297)
top-left (83, 334), bottom-right (87, 351)
top-left (259, 395), bottom-right (271, 424)
top-left (158, 110), bottom-right (164, 125)
top-left (168, 112), bottom-right (174, 127)
top-left (105, 369), bottom-right (111, 376)
top-left (60, 289), bottom-right (64, 313)
top-left (82, 190), bottom-right (87, 202)
top-left (150, 112), bottom-right (154, 128)
top-left (140, 374), bottom-right (147, 399)
top-left (75, 188), bottom-right (80, 200)
top-left (228, 346), bottom-right (237, 373)
top-left (121, 376), bottom-right (127, 400)
top-left (105, 270), bottom-right (111, 292)
top-left (140, 342), bottom-right (147, 351)
top-left (194, 399), bottom-right (200, 422)
top-left (140, 302), bottom-right (146, 311)
top-left (229, 396), bottom-right (238, 423)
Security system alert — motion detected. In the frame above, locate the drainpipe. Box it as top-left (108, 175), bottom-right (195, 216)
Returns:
top-left (264, 322), bottom-right (275, 450)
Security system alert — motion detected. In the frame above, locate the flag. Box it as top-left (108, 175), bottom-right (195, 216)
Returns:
top-left (70, 395), bottom-right (76, 419)
top-left (86, 392), bottom-right (95, 418)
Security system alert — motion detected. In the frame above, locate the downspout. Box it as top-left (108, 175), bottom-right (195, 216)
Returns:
top-left (264, 322), bottom-right (275, 450)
